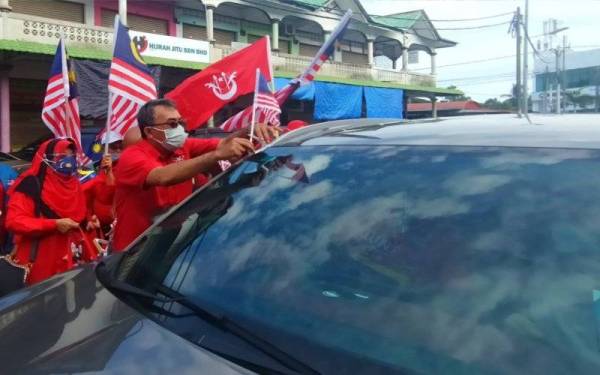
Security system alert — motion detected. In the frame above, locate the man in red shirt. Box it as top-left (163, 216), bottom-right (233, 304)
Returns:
top-left (112, 99), bottom-right (274, 251)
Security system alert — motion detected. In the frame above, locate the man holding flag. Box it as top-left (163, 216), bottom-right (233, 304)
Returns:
top-left (112, 99), bottom-right (278, 251)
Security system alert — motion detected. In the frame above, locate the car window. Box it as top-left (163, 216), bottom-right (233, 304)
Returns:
top-left (115, 145), bottom-right (600, 375)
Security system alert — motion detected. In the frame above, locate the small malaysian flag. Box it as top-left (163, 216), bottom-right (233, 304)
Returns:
top-left (220, 9), bottom-right (353, 132)
top-left (254, 71), bottom-right (281, 127)
top-left (104, 16), bottom-right (157, 141)
top-left (42, 39), bottom-right (82, 155)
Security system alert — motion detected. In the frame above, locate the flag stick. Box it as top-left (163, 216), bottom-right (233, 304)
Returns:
top-left (104, 15), bottom-right (120, 155)
top-left (249, 68), bottom-right (260, 142)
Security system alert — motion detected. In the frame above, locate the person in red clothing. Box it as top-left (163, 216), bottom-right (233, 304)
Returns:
top-left (82, 131), bottom-right (122, 235)
top-left (112, 99), bottom-right (277, 251)
top-left (6, 138), bottom-right (99, 285)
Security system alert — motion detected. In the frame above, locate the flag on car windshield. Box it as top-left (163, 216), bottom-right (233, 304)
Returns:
top-left (165, 36), bottom-right (273, 130)
top-left (41, 39), bottom-right (83, 155)
top-left (106, 16), bottom-right (157, 139)
top-left (219, 9), bottom-right (353, 132)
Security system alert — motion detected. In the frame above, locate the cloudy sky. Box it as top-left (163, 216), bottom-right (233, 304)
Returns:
top-left (362, 0), bottom-right (600, 101)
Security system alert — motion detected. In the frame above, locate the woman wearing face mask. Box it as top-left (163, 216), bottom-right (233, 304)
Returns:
top-left (82, 132), bottom-right (122, 236)
top-left (5, 138), bottom-right (97, 285)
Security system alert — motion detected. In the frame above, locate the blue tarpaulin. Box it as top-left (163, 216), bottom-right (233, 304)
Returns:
top-left (274, 78), bottom-right (314, 100)
top-left (314, 82), bottom-right (362, 121)
top-left (364, 86), bottom-right (404, 119)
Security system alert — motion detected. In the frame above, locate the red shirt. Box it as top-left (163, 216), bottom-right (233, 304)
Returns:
top-left (82, 171), bottom-right (116, 226)
top-left (112, 138), bottom-right (220, 251)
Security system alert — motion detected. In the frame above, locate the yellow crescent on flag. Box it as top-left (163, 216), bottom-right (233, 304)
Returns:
top-left (92, 142), bottom-right (102, 154)
top-left (130, 41), bottom-right (146, 65)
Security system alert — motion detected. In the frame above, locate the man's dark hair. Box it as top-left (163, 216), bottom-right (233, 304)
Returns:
top-left (137, 98), bottom-right (177, 138)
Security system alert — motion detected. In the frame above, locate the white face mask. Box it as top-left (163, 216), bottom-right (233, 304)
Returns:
top-left (152, 125), bottom-right (188, 151)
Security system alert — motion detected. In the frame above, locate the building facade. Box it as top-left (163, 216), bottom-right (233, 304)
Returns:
top-left (0, 0), bottom-right (459, 151)
top-left (532, 48), bottom-right (600, 113)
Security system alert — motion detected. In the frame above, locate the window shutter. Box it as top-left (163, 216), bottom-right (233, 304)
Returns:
top-left (343, 51), bottom-right (368, 65)
top-left (214, 29), bottom-right (235, 45)
top-left (101, 9), bottom-right (168, 35)
top-left (11, 0), bottom-right (84, 23)
top-left (299, 43), bottom-right (320, 57)
top-left (182, 24), bottom-right (206, 40)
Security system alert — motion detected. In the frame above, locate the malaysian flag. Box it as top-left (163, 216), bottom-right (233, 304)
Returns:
top-left (220, 9), bottom-right (353, 132)
top-left (105, 17), bottom-right (157, 139)
top-left (253, 70), bottom-right (281, 127)
top-left (42, 39), bottom-right (82, 155)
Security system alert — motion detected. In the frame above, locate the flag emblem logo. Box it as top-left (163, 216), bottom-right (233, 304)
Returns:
top-left (205, 71), bottom-right (238, 101)
top-left (132, 35), bottom-right (148, 54)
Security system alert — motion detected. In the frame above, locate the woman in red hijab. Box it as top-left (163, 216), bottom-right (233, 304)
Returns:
top-left (6, 138), bottom-right (96, 285)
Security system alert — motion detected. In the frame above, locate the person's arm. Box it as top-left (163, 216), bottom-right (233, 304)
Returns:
top-left (146, 137), bottom-right (254, 187)
top-left (6, 192), bottom-right (78, 236)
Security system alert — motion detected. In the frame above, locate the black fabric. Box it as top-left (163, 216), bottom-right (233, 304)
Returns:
top-left (72, 60), bottom-right (161, 119)
top-left (0, 259), bottom-right (27, 296)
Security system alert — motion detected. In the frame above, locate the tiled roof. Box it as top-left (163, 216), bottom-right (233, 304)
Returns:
top-left (370, 10), bottom-right (423, 30)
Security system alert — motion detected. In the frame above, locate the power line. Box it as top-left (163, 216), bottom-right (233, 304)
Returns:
top-left (378, 11), bottom-right (515, 23)
top-left (435, 21), bottom-right (512, 31)
top-left (520, 20), bottom-right (551, 64)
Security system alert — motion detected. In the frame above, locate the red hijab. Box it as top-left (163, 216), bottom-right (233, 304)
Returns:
top-left (10, 139), bottom-right (86, 221)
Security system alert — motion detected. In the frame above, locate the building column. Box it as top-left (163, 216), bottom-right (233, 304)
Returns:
top-left (431, 96), bottom-right (438, 119)
top-left (430, 52), bottom-right (437, 75)
top-left (367, 39), bottom-right (374, 66)
top-left (206, 5), bottom-right (215, 44)
top-left (0, 67), bottom-right (10, 153)
top-left (401, 48), bottom-right (408, 71)
top-left (0, 0), bottom-right (11, 12)
top-left (118, 0), bottom-right (127, 26)
top-left (271, 19), bottom-right (279, 52)
top-left (392, 58), bottom-right (397, 70)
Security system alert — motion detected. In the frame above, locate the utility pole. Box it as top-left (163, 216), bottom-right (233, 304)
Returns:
top-left (595, 66), bottom-right (600, 113)
top-left (555, 49), bottom-right (561, 114)
top-left (522, 0), bottom-right (529, 115)
top-left (515, 7), bottom-right (522, 117)
top-left (561, 34), bottom-right (567, 113)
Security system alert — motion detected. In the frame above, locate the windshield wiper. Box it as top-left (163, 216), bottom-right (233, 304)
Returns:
top-left (96, 262), bottom-right (181, 304)
top-left (97, 261), bottom-right (319, 374)
top-left (154, 284), bottom-right (320, 375)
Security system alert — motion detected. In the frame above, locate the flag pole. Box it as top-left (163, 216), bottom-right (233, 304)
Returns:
top-left (59, 38), bottom-right (73, 141)
top-left (249, 68), bottom-right (260, 142)
top-left (104, 15), bottom-right (120, 155)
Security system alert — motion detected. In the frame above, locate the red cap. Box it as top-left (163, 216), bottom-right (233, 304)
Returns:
top-left (287, 120), bottom-right (308, 131)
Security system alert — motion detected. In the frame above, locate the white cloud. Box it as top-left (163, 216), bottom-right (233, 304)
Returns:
top-left (444, 173), bottom-right (512, 196)
top-left (287, 180), bottom-right (333, 210)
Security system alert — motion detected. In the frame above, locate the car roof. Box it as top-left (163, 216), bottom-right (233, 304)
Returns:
top-left (274, 114), bottom-right (600, 150)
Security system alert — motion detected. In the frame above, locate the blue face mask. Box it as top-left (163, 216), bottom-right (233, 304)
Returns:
top-left (51, 155), bottom-right (78, 176)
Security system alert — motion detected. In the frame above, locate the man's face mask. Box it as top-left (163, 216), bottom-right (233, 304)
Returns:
top-left (151, 125), bottom-right (188, 151)
top-left (45, 154), bottom-right (78, 176)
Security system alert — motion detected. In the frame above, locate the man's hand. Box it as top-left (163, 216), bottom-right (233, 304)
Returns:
top-left (101, 154), bottom-right (112, 171)
top-left (86, 215), bottom-right (101, 231)
top-left (56, 218), bottom-right (80, 234)
top-left (231, 123), bottom-right (280, 145)
top-left (215, 137), bottom-right (254, 161)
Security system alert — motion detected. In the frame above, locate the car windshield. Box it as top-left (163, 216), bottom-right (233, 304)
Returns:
top-left (114, 145), bottom-right (600, 375)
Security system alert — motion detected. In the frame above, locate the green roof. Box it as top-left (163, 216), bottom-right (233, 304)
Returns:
top-left (0, 39), bottom-right (209, 70)
top-left (371, 10), bottom-right (423, 30)
top-left (0, 39), bottom-right (460, 96)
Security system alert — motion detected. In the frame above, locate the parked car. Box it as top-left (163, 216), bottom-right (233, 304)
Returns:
top-left (1, 115), bottom-right (600, 374)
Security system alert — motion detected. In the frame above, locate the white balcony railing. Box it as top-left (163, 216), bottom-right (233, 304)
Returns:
top-left (0, 12), bottom-right (436, 87)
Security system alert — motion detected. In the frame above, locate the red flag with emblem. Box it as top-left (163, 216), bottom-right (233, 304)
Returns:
top-left (165, 36), bottom-right (272, 130)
